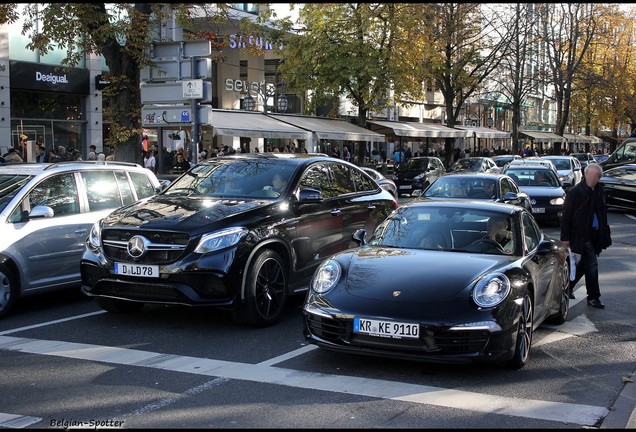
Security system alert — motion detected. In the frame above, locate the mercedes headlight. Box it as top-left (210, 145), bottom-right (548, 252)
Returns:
top-left (311, 259), bottom-right (342, 294)
top-left (550, 197), bottom-right (565, 205)
top-left (88, 221), bottom-right (102, 250)
top-left (194, 227), bottom-right (248, 253)
top-left (472, 273), bottom-right (511, 308)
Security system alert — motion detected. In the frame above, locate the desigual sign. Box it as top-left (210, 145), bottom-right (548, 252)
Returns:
top-left (35, 72), bottom-right (69, 85)
top-left (10, 61), bottom-right (89, 94)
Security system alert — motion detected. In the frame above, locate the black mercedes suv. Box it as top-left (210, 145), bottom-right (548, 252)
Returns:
top-left (81, 153), bottom-right (397, 327)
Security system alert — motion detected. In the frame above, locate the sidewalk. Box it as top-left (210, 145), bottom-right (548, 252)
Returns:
top-left (601, 373), bottom-right (636, 429)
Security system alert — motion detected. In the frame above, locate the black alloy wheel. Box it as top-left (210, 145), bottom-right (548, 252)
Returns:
top-left (548, 259), bottom-right (570, 325)
top-left (233, 249), bottom-right (287, 327)
top-left (0, 264), bottom-right (18, 319)
top-left (508, 291), bottom-right (533, 369)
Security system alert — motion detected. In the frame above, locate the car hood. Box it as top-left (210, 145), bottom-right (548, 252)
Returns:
top-left (518, 185), bottom-right (565, 198)
top-left (343, 246), bottom-right (513, 303)
top-left (100, 195), bottom-right (273, 232)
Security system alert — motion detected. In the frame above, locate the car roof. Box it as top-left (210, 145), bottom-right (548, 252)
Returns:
top-left (211, 153), bottom-right (337, 166)
top-left (605, 163), bottom-right (636, 171)
top-left (505, 164), bottom-right (553, 171)
top-left (0, 160), bottom-right (147, 175)
top-left (405, 198), bottom-right (520, 215)
top-left (437, 172), bottom-right (510, 180)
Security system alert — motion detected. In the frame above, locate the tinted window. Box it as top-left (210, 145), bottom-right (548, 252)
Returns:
top-left (401, 158), bottom-right (428, 170)
top-left (353, 168), bottom-right (378, 192)
top-left (28, 173), bottom-right (80, 217)
top-left (521, 211), bottom-right (541, 252)
top-left (329, 163), bottom-right (356, 195)
top-left (128, 171), bottom-right (155, 200)
top-left (81, 171), bottom-right (122, 211)
top-left (299, 163), bottom-right (334, 198)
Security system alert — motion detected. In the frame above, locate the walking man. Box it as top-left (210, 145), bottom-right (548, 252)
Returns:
top-left (560, 163), bottom-right (611, 308)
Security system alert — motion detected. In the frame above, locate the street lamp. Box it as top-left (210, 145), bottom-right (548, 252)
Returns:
top-left (242, 82), bottom-right (289, 113)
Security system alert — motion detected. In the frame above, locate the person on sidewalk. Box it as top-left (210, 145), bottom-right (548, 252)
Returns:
top-left (560, 163), bottom-right (612, 308)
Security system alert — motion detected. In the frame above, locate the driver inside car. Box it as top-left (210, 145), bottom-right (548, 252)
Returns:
top-left (486, 216), bottom-right (514, 254)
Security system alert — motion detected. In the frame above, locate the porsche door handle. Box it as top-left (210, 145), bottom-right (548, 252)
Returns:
top-left (330, 208), bottom-right (342, 216)
top-left (367, 204), bottom-right (377, 211)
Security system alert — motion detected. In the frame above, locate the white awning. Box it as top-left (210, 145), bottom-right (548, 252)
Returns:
top-left (585, 135), bottom-right (603, 144)
top-left (367, 120), bottom-right (472, 138)
top-left (563, 133), bottom-right (591, 143)
top-left (455, 126), bottom-right (511, 139)
top-left (209, 110), bottom-right (311, 140)
top-left (519, 130), bottom-right (565, 142)
top-left (267, 114), bottom-right (385, 142)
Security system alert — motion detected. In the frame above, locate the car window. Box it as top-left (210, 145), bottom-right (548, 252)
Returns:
top-left (128, 171), bottom-right (156, 200)
top-left (114, 171), bottom-right (135, 206)
top-left (27, 173), bottom-right (80, 218)
top-left (521, 211), bottom-right (541, 252)
top-left (329, 163), bottom-right (356, 195)
top-left (607, 167), bottom-right (636, 181)
top-left (299, 163), bottom-right (334, 198)
top-left (352, 167), bottom-right (378, 192)
top-left (81, 171), bottom-right (123, 211)
top-left (501, 178), bottom-right (516, 195)
top-left (0, 174), bottom-right (32, 213)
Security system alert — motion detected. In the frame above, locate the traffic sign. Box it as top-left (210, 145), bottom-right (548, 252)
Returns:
top-left (140, 58), bottom-right (212, 82)
top-left (183, 79), bottom-right (203, 99)
top-left (148, 40), bottom-right (212, 59)
top-left (141, 81), bottom-right (212, 103)
top-left (142, 105), bottom-right (213, 127)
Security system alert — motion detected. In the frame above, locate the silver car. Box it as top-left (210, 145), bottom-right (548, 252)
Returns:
top-left (0, 161), bottom-right (161, 318)
top-left (541, 155), bottom-right (583, 190)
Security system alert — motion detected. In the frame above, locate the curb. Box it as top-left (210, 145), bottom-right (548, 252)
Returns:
top-left (601, 374), bottom-right (636, 429)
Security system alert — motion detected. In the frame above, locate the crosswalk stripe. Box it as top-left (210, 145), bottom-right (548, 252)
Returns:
top-left (0, 335), bottom-right (608, 426)
top-left (0, 413), bottom-right (42, 428)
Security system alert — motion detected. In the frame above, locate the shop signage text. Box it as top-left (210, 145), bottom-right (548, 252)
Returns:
top-left (35, 71), bottom-right (69, 85)
top-left (228, 34), bottom-right (284, 51)
top-left (225, 78), bottom-right (268, 93)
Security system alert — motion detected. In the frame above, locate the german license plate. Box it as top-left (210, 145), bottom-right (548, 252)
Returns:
top-left (532, 207), bottom-right (545, 213)
top-left (353, 317), bottom-right (419, 339)
top-left (399, 185), bottom-right (412, 190)
top-left (114, 262), bottom-right (159, 278)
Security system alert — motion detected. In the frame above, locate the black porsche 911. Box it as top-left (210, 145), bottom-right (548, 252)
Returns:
top-left (303, 200), bottom-right (570, 369)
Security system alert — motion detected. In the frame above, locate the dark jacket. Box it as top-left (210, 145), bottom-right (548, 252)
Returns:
top-left (560, 179), bottom-right (609, 256)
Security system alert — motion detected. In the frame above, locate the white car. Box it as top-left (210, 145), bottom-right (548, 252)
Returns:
top-left (0, 160), bottom-right (162, 318)
top-left (541, 155), bottom-right (583, 189)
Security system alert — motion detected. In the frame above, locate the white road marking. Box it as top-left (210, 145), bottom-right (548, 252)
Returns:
top-left (0, 413), bottom-right (42, 428)
top-left (536, 315), bottom-right (598, 347)
top-left (0, 311), bottom-right (107, 336)
top-left (0, 335), bottom-right (608, 426)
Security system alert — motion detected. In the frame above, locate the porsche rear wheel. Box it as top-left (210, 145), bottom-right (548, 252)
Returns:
top-left (547, 260), bottom-right (570, 325)
top-left (508, 291), bottom-right (533, 369)
top-left (232, 249), bottom-right (287, 327)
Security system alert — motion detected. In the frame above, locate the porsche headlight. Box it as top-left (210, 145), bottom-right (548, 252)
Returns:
top-left (194, 227), bottom-right (248, 253)
top-left (472, 273), bottom-right (511, 308)
top-left (88, 221), bottom-right (102, 250)
top-left (311, 259), bottom-right (342, 294)
top-left (550, 197), bottom-right (565, 205)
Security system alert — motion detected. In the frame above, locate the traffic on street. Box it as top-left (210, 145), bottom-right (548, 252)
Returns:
top-left (0, 193), bottom-right (634, 429)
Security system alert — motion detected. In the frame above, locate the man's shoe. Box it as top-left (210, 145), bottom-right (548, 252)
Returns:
top-left (568, 292), bottom-right (576, 299)
top-left (587, 299), bottom-right (605, 309)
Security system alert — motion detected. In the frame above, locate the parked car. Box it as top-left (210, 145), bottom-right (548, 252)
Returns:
top-left (361, 166), bottom-right (397, 199)
top-left (392, 156), bottom-right (446, 197)
top-left (447, 157), bottom-right (499, 174)
top-left (491, 154), bottom-right (521, 169)
top-left (541, 155), bottom-right (583, 190)
top-left (303, 200), bottom-right (570, 369)
top-left (0, 161), bottom-right (162, 318)
top-left (419, 172), bottom-right (532, 212)
top-left (570, 152), bottom-right (597, 169)
top-left (600, 137), bottom-right (636, 170)
top-left (81, 153), bottom-right (398, 327)
top-left (599, 163), bottom-right (636, 212)
top-left (503, 164), bottom-right (566, 225)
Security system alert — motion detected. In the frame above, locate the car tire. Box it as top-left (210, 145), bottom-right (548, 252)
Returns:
top-left (232, 249), bottom-right (287, 328)
top-left (508, 290), bottom-right (533, 370)
top-left (94, 297), bottom-right (144, 313)
top-left (547, 259), bottom-right (569, 325)
top-left (0, 264), bottom-right (18, 319)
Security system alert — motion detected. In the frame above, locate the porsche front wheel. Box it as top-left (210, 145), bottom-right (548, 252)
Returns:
top-left (508, 291), bottom-right (533, 369)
